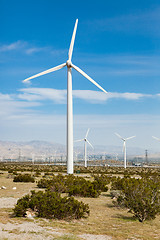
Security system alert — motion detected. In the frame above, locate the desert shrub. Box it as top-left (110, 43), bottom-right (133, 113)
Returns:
top-left (37, 178), bottom-right (52, 188)
top-left (34, 171), bottom-right (41, 177)
top-left (92, 174), bottom-right (110, 192)
top-left (37, 174), bottom-right (102, 197)
top-left (68, 181), bottom-right (100, 198)
top-left (49, 181), bottom-right (66, 193)
top-left (13, 173), bottom-right (35, 183)
top-left (111, 176), bottom-right (160, 222)
top-left (13, 190), bottom-right (90, 220)
top-left (65, 175), bottom-right (101, 197)
top-left (111, 176), bottom-right (131, 191)
top-left (37, 174), bottom-right (67, 193)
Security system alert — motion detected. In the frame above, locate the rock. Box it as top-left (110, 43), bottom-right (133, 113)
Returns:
top-left (12, 187), bottom-right (16, 190)
top-left (1, 186), bottom-right (6, 189)
top-left (26, 209), bottom-right (36, 219)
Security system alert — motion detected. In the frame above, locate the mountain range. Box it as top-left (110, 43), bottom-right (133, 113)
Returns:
top-left (0, 140), bottom-right (159, 160)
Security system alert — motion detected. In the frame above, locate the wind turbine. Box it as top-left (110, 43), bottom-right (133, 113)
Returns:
top-left (22, 19), bottom-right (107, 174)
top-left (115, 153), bottom-right (118, 161)
top-left (75, 128), bottom-right (94, 167)
top-left (115, 133), bottom-right (136, 168)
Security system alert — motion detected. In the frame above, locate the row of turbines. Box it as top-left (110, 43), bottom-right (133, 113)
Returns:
top-left (76, 131), bottom-right (160, 169)
top-left (75, 129), bottom-right (136, 169)
top-left (22, 19), bottom-right (159, 174)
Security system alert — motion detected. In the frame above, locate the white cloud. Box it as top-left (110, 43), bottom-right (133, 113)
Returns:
top-left (0, 88), bottom-right (156, 122)
top-left (0, 41), bottom-right (66, 57)
top-left (0, 41), bottom-right (27, 52)
top-left (0, 93), bottom-right (12, 101)
top-left (19, 88), bottom-right (152, 103)
top-left (0, 89), bottom-right (160, 148)
top-left (0, 41), bottom-right (45, 55)
top-left (0, 92), bottom-right (41, 117)
top-left (19, 88), bottom-right (67, 103)
top-left (25, 47), bottom-right (43, 55)
top-left (108, 92), bottom-right (151, 100)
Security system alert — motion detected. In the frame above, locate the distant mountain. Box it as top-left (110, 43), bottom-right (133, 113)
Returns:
top-left (0, 140), bottom-right (65, 158)
top-left (0, 140), bottom-right (160, 160)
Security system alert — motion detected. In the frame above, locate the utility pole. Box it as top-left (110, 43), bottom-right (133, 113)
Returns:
top-left (145, 150), bottom-right (148, 164)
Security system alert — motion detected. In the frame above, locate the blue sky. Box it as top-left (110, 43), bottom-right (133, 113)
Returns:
top-left (1, 0), bottom-right (160, 151)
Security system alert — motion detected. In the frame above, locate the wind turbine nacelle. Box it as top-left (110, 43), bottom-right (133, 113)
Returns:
top-left (66, 60), bottom-right (72, 68)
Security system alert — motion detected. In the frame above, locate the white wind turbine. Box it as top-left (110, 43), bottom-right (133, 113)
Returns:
top-left (23, 19), bottom-right (107, 174)
top-left (115, 153), bottom-right (118, 161)
top-left (115, 133), bottom-right (136, 168)
top-left (75, 128), bottom-right (93, 167)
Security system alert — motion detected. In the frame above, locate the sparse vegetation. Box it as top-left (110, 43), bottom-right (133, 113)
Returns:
top-left (37, 173), bottom-right (109, 197)
top-left (0, 163), bottom-right (160, 239)
top-left (13, 190), bottom-right (90, 220)
top-left (111, 176), bottom-right (160, 222)
top-left (13, 173), bottom-right (35, 183)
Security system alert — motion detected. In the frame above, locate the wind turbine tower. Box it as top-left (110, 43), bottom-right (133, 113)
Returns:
top-left (115, 153), bottom-right (118, 161)
top-left (115, 133), bottom-right (136, 168)
top-left (75, 128), bottom-right (94, 167)
top-left (23, 19), bottom-right (107, 174)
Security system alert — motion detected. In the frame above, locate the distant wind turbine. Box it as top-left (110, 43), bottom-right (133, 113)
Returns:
top-left (22, 19), bottom-right (107, 174)
top-left (75, 128), bottom-right (94, 167)
top-left (115, 153), bottom-right (118, 161)
top-left (115, 133), bottom-right (136, 168)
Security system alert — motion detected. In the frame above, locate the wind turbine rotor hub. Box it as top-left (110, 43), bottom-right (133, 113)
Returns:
top-left (66, 60), bottom-right (72, 68)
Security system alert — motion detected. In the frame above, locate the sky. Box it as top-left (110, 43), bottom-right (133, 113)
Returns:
top-left (1, 0), bottom-right (160, 152)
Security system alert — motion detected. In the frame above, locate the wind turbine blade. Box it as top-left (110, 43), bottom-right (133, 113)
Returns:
top-left (23, 63), bottom-right (66, 82)
top-left (86, 139), bottom-right (94, 149)
top-left (71, 64), bottom-right (107, 94)
top-left (126, 136), bottom-right (136, 141)
top-left (152, 136), bottom-right (160, 141)
top-left (74, 139), bottom-right (84, 143)
top-left (68, 19), bottom-right (78, 61)
top-left (115, 132), bottom-right (124, 141)
top-left (85, 128), bottom-right (90, 138)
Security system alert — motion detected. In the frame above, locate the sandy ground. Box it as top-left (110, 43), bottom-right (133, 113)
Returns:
top-left (0, 197), bottom-right (18, 208)
top-left (0, 197), bottom-right (112, 240)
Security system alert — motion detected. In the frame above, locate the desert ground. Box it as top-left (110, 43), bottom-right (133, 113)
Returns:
top-left (0, 168), bottom-right (160, 240)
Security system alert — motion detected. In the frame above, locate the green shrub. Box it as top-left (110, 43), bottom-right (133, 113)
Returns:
top-left (34, 171), bottom-right (41, 177)
top-left (13, 174), bottom-right (35, 183)
top-left (37, 178), bottom-right (51, 188)
top-left (111, 176), bottom-right (160, 222)
top-left (13, 190), bottom-right (90, 220)
top-left (68, 182), bottom-right (100, 198)
top-left (13, 195), bottom-right (30, 217)
top-left (92, 174), bottom-right (110, 192)
top-left (37, 174), bottom-right (102, 197)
